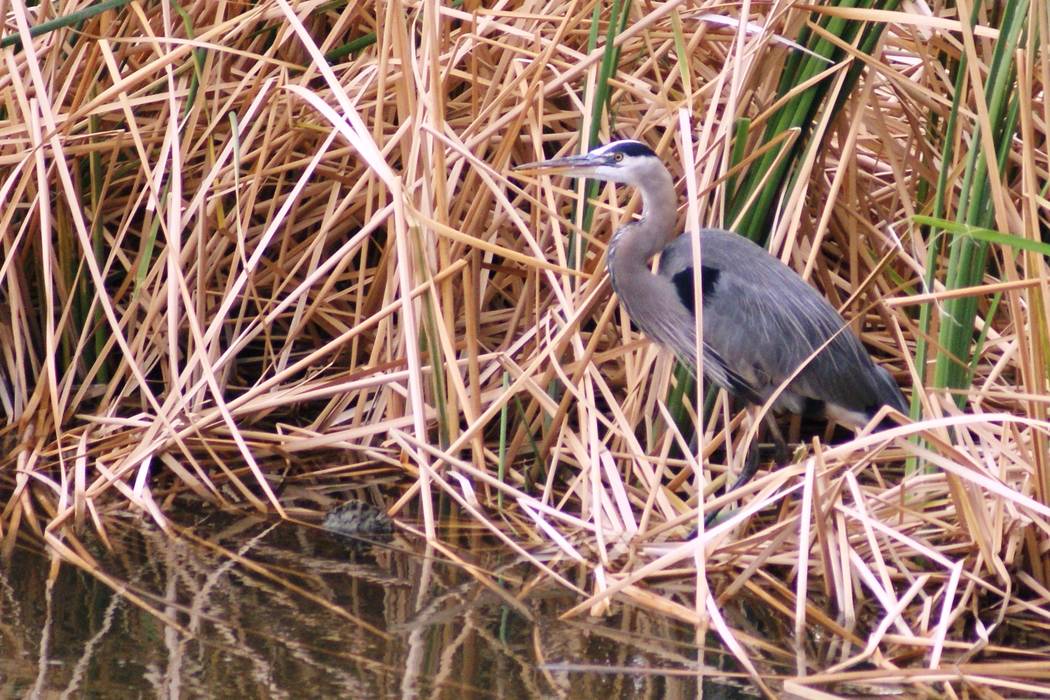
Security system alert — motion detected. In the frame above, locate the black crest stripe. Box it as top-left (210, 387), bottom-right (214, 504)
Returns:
top-left (606, 141), bottom-right (656, 158)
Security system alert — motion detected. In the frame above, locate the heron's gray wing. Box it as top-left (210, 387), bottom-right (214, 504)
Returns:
top-left (610, 256), bottom-right (765, 402)
top-left (659, 229), bottom-right (904, 423)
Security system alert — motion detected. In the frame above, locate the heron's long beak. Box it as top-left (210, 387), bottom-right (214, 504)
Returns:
top-left (512, 152), bottom-right (610, 176)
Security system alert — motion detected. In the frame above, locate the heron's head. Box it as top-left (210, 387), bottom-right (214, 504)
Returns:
top-left (513, 140), bottom-right (662, 186)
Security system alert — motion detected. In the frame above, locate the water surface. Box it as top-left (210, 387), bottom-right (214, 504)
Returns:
top-left (1, 514), bottom-right (754, 698)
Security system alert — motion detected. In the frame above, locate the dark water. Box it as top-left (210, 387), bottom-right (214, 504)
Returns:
top-left (0, 514), bottom-right (755, 699)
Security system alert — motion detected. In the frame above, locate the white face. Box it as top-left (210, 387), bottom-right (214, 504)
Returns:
top-left (568, 141), bottom-right (659, 184)
top-left (584, 142), bottom-right (633, 181)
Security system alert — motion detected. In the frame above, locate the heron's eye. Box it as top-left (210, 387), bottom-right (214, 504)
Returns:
top-left (613, 152), bottom-right (624, 163)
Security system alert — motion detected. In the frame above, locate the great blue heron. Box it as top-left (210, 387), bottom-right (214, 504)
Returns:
top-left (514, 139), bottom-right (907, 511)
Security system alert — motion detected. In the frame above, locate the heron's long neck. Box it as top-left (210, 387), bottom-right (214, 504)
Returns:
top-left (607, 165), bottom-right (677, 279)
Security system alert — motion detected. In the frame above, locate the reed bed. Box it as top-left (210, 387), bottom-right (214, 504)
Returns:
top-left (1, 0), bottom-right (1049, 694)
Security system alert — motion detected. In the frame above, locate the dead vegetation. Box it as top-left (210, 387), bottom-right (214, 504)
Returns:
top-left (1, 0), bottom-right (1049, 694)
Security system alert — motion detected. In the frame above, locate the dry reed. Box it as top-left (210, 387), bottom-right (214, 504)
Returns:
top-left (1, 0), bottom-right (1049, 694)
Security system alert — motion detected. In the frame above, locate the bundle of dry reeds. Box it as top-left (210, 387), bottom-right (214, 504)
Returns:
top-left (2, 0), bottom-right (1049, 692)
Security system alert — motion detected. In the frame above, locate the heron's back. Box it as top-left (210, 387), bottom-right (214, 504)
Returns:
top-left (651, 229), bottom-right (905, 426)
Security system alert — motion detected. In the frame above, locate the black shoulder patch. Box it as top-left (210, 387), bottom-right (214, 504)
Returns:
top-left (606, 140), bottom-right (656, 158)
top-left (671, 266), bottom-right (720, 314)
top-left (701, 266), bottom-right (720, 298)
top-left (671, 269), bottom-right (694, 313)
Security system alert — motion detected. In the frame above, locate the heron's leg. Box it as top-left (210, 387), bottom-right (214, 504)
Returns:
top-left (761, 413), bottom-right (790, 464)
top-left (698, 434), bottom-right (762, 529)
top-left (693, 412), bottom-right (786, 534)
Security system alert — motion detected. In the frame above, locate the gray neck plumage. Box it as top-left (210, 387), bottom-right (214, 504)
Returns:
top-left (607, 163), bottom-right (677, 284)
